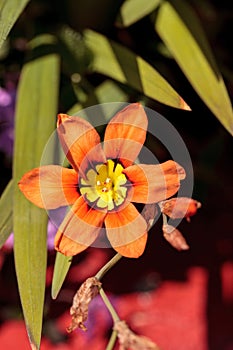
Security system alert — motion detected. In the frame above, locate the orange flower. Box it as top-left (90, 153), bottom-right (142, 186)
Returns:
top-left (19, 103), bottom-right (185, 258)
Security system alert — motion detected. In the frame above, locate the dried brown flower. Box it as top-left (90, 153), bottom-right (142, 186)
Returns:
top-left (67, 277), bottom-right (101, 332)
top-left (114, 320), bottom-right (160, 350)
top-left (141, 203), bottom-right (158, 230)
top-left (162, 224), bottom-right (189, 251)
top-left (160, 197), bottom-right (201, 222)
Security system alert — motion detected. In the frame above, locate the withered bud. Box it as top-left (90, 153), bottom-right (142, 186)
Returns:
top-left (141, 203), bottom-right (158, 231)
top-left (160, 197), bottom-right (201, 221)
top-left (163, 224), bottom-right (189, 251)
top-left (114, 320), bottom-right (160, 350)
top-left (67, 277), bottom-right (101, 333)
top-left (177, 165), bottom-right (186, 180)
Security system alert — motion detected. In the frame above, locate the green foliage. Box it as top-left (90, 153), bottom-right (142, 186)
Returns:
top-left (85, 30), bottom-right (189, 109)
top-left (0, 0), bottom-right (30, 49)
top-left (117, 0), bottom-right (161, 27)
top-left (0, 180), bottom-right (13, 248)
top-left (155, 1), bottom-right (233, 135)
top-left (52, 252), bottom-right (73, 299)
top-left (117, 0), bottom-right (233, 134)
top-left (13, 54), bottom-right (60, 350)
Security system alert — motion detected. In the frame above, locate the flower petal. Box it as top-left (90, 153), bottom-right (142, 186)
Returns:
top-left (104, 103), bottom-right (148, 167)
top-left (54, 234), bottom-right (88, 256)
top-left (105, 203), bottom-right (147, 258)
top-left (113, 233), bottom-right (148, 258)
top-left (55, 196), bottom-right (106, 256)
top-left (18, 165), bottom-right (79, 209)
top-left (57, 114), bottom-right (106, 173)
top-left (123, 160), bottom-right (186, 204)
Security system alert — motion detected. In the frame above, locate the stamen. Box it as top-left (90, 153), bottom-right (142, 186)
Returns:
top-left (105, 177), bottom-right (111, 184)
top-left (102, 187), bottom-right (108, 192)
top-left (80, 159), bottom-right (128, 210)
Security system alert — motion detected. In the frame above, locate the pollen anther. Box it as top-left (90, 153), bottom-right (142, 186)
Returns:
top-left (101, 187), bottom-right (108, 192)
top-left (105, 177), bottom-right (111, 184)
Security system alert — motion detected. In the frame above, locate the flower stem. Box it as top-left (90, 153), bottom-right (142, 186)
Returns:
top-left (95, 254), bottom-right (122, 349)
top-left (95, 253), bottom-right (122, 280)
top-left (105, 329), bottom-right (118, 350)
top-left (99, 287), bottom-right (120, 323)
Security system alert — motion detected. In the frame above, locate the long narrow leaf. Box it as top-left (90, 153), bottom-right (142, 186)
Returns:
top-left (155, 1), bottom-right (233, 135)
top-left (13, 54), bottom-right (59, 350)
top-left (117, 0), bottom-right (161, 27)
top-left (51, 253), bottom-right (73, 299)
top-left (85, 30), bottom-right (190, 110)
top-left (0, 179), bottom-right (13, 248)
top-left (0, 0), bottom-right (30, 49)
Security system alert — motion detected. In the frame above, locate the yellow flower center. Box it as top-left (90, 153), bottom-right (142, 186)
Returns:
top-left (79, 159), bottom-right (128, 211)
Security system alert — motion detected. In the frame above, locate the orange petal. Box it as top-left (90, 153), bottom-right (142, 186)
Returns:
top-left (105, 203), bottom-right (147, 258)
top-left (57, 114), bottom-right (106, 174)
top-left (18, 165), bottom-right (79, 209)
top-left (54, 234), bottom-right (88, 256)
top-left (103, 103), bottom-right (148, 167)
top-left (113, 233), bottom-right (148, 258)
top-left (123, 160), bottom-right (186, 204)
top-left (55, 196), bottom-right (106, 256)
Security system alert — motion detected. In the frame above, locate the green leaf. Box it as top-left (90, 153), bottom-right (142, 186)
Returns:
top-left (69, 80), bottom-right (129, 124)
top-left (72, 80), bottom-right (127, 110)
top-left (51, 252), bottom-right (73, 299)
top-left (117, 0), bottom-right (161, 27)
top-left (84, 30), bottom-right (190, 110)
top-left (155, 1), bottom-right (233, 135)
top-left (13, 53), bottom-right (60, 350)
top-left (0, 0), bottom-right (30, 49)
top-left (91, 80), bottom-right (128, 104)
top-left (0, 180), bottom-right (13, 249)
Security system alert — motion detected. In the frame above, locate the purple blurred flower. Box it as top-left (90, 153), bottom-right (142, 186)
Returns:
top-left (84, 294), bottom-right (115, 339)
top-left (1, 76), bottom-right (67, 251)
top-left (0, 87), bottom-right (16, 158)
top-left (4, 207), bottom-right (67, 250)
top-left (47, 207), bottom-right (67, 249)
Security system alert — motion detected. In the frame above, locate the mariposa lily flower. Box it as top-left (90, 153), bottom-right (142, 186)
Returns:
top-left (19, 103), bottom-right (185, 258)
